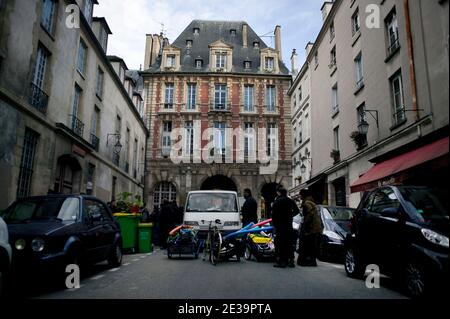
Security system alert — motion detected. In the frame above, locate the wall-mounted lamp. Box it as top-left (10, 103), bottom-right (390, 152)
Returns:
top-left (107, 133), bottom-right (122, 154)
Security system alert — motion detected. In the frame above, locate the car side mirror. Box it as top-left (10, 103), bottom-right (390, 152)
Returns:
top-left (380, 207), bottom-right (400, 219)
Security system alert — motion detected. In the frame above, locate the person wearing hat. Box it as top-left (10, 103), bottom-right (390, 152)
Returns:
top-left (241, 188), bottom-right (258, 227)
top-left (272, 185), bottom-right (300, 268)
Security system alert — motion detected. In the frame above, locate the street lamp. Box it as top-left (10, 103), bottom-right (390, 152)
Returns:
top-left (107, 133), bottom-right (122, 154)
top-left (358, 119), bottom-right (370, 135)
top-left (300, 163), bottom-right (307, 174)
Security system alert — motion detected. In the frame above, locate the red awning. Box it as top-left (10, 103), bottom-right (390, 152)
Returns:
top-left (350, 137), bottom-right (449, 193)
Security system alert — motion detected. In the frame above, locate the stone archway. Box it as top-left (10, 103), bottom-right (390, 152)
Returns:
top-left (200, 174), bottom-right (238, 192)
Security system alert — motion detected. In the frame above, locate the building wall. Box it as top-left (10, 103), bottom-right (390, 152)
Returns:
top-left (0, 0), bottom-right (147, 209)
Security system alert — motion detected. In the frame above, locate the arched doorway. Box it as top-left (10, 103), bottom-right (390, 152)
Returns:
top-left (153, 181), bottom-right (177, 208)
top-left (260, 182), bottom-right (282, 219)
top-left (54, 155), bottom-right (82, 194)
top-left (201, 175), bottom-right (237, 192)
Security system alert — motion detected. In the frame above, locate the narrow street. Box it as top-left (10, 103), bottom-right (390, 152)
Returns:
top-left (19, 250), bottom-right (407, 299)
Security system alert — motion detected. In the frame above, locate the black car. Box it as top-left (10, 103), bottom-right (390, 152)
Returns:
top-left (317, 205), bottom-right (355, 261)
top-left (3, 195), bottom-right (123, 277)
top-left (344, 186), bottom-right (449, 297)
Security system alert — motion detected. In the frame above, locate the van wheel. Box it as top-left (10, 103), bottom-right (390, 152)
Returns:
top-left (404, 260), bottom-right (427, 298)
top-left (108, 244), bottom-right (123, 268)
top-left (244, 246), bottom-right (252, 261)
top-left (344, 248), bottom-right (365, 279)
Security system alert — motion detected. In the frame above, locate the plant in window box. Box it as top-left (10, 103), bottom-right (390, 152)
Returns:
top-left (330, 149), bottom-right (340, 163)
top-left (350, 131), bottom-right (367, 150)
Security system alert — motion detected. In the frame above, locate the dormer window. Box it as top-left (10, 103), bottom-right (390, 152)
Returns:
top-left (244, 61), bottom-right (252, 69)
top-left (265, 57), bottom-right (274, 71)
top-left (193, 28), bottom-right (200, 35)
top-left (195, 59), bottom-right (203, 68)
top-left (230, 29), bottom-right (236, 36)
top-left (253, 41), bottom-right (260, 48)
top-left (216, 52), bottom-right (227, 69)
top-left (83, 0), bottom-right (93, 25)
top-left (186, 40), bottom-right (193, 48)
top-left (166, 54), bottom-right (176, 67)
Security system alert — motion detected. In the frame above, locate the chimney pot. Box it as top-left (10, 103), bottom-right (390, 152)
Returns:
top-left (274, 25), bottom-right (282, 61)
top-left (242, 23), bottom-right (248, 47)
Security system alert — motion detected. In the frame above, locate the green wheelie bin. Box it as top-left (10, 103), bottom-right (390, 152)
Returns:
top-left (138, 223), bottom-right (153, 253)
top-left (115, 213), bottom-right (140, 253)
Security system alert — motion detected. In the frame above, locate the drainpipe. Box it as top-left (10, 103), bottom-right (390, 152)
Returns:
top-left (403, 0), bottom-right (420, 121)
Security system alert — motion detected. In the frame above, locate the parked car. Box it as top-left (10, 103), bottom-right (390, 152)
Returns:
top-left (184, 191), bottom-right (241, 236)
top-left (317, 205), bottom-right (355, 261)
top-left (2, 195), bottom-right (123, 278)
top-left (344, 186), bottom-right (449, 298)
top-left (0, 216), bottom-right (12, 296)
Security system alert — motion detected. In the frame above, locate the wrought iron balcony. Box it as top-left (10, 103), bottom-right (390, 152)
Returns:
top-left (209, 103), bottom-right (231, 112)
top-left (90, 134), bottom-right (100, 151)
top-left (70, 115), bottom-right (84, 138)
top-left (133, 169), bottom-right (137, 179)
top-left (29, 82), bottom-right (48, 114)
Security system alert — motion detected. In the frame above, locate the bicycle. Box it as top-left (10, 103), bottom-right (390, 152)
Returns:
top-left (202, 219), bottom-right (223, 265)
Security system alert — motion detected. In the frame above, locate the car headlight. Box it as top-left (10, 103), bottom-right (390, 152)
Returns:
top-left (421, 229), bottom-right (449, 248)
top-left (32, 238), bottom-right (45, 252)
top-left (15, 239), bottom-right (26, 251)
top-left (323, 230), bottom-right (343, 241)
top-left (184, 221), bottom-right (199, 226)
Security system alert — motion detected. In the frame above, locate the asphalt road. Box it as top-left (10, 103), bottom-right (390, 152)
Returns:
top-left (10, 248), bottom-right (408, 299)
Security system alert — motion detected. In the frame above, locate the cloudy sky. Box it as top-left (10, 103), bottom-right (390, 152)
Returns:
top-left (94, 0), bottom-right (324, 71)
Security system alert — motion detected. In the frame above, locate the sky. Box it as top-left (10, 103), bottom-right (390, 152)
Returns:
top-left (94, 0), bottom-right (324, 71)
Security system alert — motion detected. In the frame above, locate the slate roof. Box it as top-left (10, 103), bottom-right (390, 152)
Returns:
top-left (145, 20), bottom-right (289, 75)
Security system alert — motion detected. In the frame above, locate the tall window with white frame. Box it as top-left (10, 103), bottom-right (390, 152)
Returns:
top-left (244, 122), bottom-right (255, 159)
top-left (71, 85), bottom-right (84, 137)
top-left (385, 8), bottom-right (399, 56)
top-left (16, 128), bottom-right (39, 199)
top-left (214, 122), bottom-right (226, 156)
top-left (30, 44), bottom-right (49, 114)
top-left (333, 126), bottom-right (340, 152)
top-left (124, 128), bottom-right (130, 173)
top-left (265, 85), bottom-right (276, 112)
top-left (41, 0), bottom-right (57, 34)
top-left (99, 26), bottom-right (108, 52)
top-left (354, 52), bottom-right (364, 90)
top-left (185, 121), bottom-right (194, 157)
top-left (265, 57), bottom-right (274, 71)
top-left (83, 0), bottom-right (93, 25)
top-left (187, 83), bottom-right (196, 110)
top-left (331, 84), bottom-right (339, 113)
top-left (90, 106), bottom-right (100, 151)
top-left (96, 67), bottom-right (104, 99)
top-left (299, 121), bottom-right (303, 144)
top-left (244, 85), bottom-right (254, 112)
top-left (133, 139), bottom-right (138, 178)
top-left (330, 46), bottom-right (337, 67)
top-left (390, 71), bottom-right (405, 125)
top-left (214, 84), bottom-right (227, 110)
top-left (77, 39), bottom-right (88, 75)
top-left (216, 52), bottom-right (227, 69)
top-left (164, 83), bottom-right (174, 108)
top-left (329, 21), bottom-right (335, 41)
top-left (267, 123), bottom-right (277, 158)
top-left (351, 8), bottom-right (360, 36)
top-left (162, 121), bottom-right (172, 157)
top-left (166, 54), bottom-right (175, 68)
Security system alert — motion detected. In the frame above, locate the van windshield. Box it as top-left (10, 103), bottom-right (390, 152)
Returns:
top-left (186, 193), bottom-right (238, 212)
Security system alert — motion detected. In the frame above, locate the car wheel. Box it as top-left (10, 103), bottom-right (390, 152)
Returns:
top-left (107, 243), bottom-right (123, 268)
top-left (244, 246), bottom-right (252, 261)
top-left (404, 260), bottom-right (427, 298)
top-left (344, 247), bottom-right (365, 279)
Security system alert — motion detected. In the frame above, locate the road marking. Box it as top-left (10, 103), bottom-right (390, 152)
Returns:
top-left (146, 253), bottom-right (153, 256)
top-left (327, 264), bottom-right (344, 269)
top-left (140, 255), bottom-right (146, 259)
top-left (66, 284), bottom-right (84, 291)
top-left (123, 262), bottom-right (131, 266)
top-left (132, 258), bottom-right (140, 262)
top-left (109, 267), bottom-right (120, 272)
top-left (90, 274), bottom-right (105, 281)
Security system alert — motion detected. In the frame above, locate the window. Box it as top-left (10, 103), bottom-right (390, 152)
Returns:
top-left (230, 29), bottom-right (236, 36)
top-left (265, 57), bottom-right (274, 71)
top-left (195, 59), bottom-right (203, 68)
top-left (390, 71), bottom-right (405, 124)
top-left (386, 8), bottom-right (400, 56)
top-left (298, 85), bottom-right (303, 101)
top-left (99, 27), bottom-right (108, 52)
top-left (299, 122), bottom-right (303, 144)
top-left (253, 41), bottom-right (260, 48)
top-left (185, 121), bottom-right (194, 156)
top-left (244, 61), bottom-right (251, 69)
top-left (164, 83), bottom-right (174, 108)
top-left (333, 126), bottom-right (340, 151)
top-left (72, 85), bottom-right (82, 118)
top-left (96, 67), bottom-right (104, 98)
top-left (41, 0), bottom-right (56, 34)
top-left (186, 40), bottom-right (193, 47)
top-left (91, 107), bottom-right (100, 150)
top-left (16, 129), bottom-right (39, 198)
top-left (314, 51), bottom-right (319, 67)
top-left (357, 103), bottom-right (367, 125)
top-left (77, 39), bottom-right (87, 74)
top-left (83, 0), bottom-right (93, 25)
top-left (166, 55), bottom-right (175, 68)
top-left (84, 200), bottom-right (111, 222)
top-left (216, 52), bottom-right (227, 69)
top-left (331, 84), bottom-right (338, 113)
top-left (352, 8), bottom-right (361, 36)
top-left (193, 28), bottom-right (200, 35)
top-left (33, 45), bottom-right (49, 90)
top-left (214, 122), bottom-right (226, 155)
top-left (267, 123), bottom-right (277, 157)
top-left (133, 139), bottom-right (138, 178)
top-left (243, 85), bottom-right (254, 111)
top-left (354, 53), bottom-right (364, 89)
top-left (87, 164), bottom-right (95, 195)
top-left (162, 121), bottom-right (172, 150)
top-left (187, 83), bottom-right (196, 110)
top-left (124, 128), bottom-right (130, 171)
top-left (330, 46), bottom-right (337, 67)
top-left (329, 21), bottom-right (335, 40)
top-left (153, 182), bottom-right (177, 208)
top-left (244, 122), bottom-right (255, 158)
top-left (265, 85), bottom-right (276, 111)
top-left (304, 113), bottom-right (310, 139)
top-left (369, 189), bottom-right (401, 214)
top-left (214, 84), bottom-right (227, 109)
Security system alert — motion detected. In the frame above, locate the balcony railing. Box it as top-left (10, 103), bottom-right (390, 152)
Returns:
top-left (393, 108), bottom-right (406, 125)
top-left (387, 37), bottom-right (400, 57)
top-left (210, 103), bottom-right (231, 112)
top-left (90, 133), bottom-right (100, 151)
top-left (29, 82), bottom-right (48, 114)
top-left (70, 115), bottom-right (84, 138)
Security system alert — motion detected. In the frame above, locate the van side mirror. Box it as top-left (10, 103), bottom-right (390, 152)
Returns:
top-left (380, 207), bottom-right (400, 219)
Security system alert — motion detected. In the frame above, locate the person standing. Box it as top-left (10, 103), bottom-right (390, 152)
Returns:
top-left (159, 199), bottom-right (173, 249)
top-left (297, 189), bottom-right (323, 267)
top-left (241, 188), bottom-right (258, 227)
top-left (272, 186), bottom-right (300, 268)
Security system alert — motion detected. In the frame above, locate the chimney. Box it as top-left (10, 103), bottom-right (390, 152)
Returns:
top-left (321, 1), bottom-right (334, 21)
top-left (274, 25), bottom-right (282, 60)
top-left (291, 49), bottom-right (298, 76)
top-left (305, 42), bottom-right (314, 58)
top-left (242, 23), bottom-right (248, 47)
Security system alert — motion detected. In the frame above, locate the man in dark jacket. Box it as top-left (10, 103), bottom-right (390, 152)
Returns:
top-left (297, 188), bottom-right (323, 266)
top-left (159, 199), bottom-right (173, 249)
top-left (272, 186), bottom-right (300, 268)
top-left (241, 188), bottom-right (258, 227)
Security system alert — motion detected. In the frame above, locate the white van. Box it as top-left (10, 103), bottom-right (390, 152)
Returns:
top-left (183, 190), bottom-right (242, 233)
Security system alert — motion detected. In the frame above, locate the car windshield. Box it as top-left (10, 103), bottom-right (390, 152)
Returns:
top-left (322, 207), bottom-right (355, 220)
top-left (399, 187), bottom-right (449, 222)
top-left (186, 193), bottom-right (238, 212)
top-left (3, 197), bottom-right (80, 223)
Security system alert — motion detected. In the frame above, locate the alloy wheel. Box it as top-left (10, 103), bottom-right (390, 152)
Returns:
top-left (405, 262), bottom-right (425, 297)
top-left (345, 249), bottom-right (356, 274)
